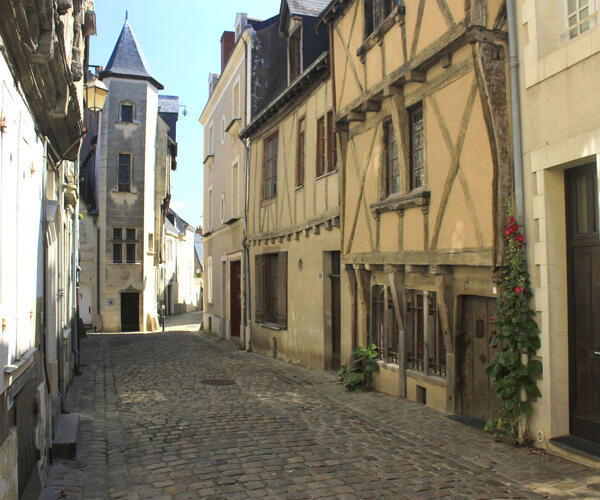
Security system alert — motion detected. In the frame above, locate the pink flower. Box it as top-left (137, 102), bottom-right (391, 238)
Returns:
top-left (516, 234), bottom-right (524, 243)
top-left (514, 286), bottom-right (521, 294)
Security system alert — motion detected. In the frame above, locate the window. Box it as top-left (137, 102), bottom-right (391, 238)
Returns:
top-left (384, 119), bottom-right (400, 196)
top-left (207, 256), bottom-right (213, 303)
top-left (232, 162), bottom-right (239, 217)
top-left (208, 125), bottom-right (214, 156)
top-left (113, 227), bottom-right (136, 264)
top-left (409, 103), bottom-right (424, 190)
top-left (221, 116), bottom-right (226, 144)
top-left (316, 116), bottom-right (326, 177)
top-left (327, 111), bottom-right (337, 173)
top-left (567, 0), bottom-right (598, 39)
top-left (220, 194), bottom-right (225, 223)
top-left (148, 233), bottom-right (154, 253)
top-left (233, 81), bottom-right (240, 118)
top-left (118, 153), bottom-right (131, 192)
top-left (296, 117), bottom-right (305, 187)
top-left (369, 286), bottom-right (400, 363)
top-left (255, 252), bottom-right (287, 329)
top-left (207, 187), bottom-right (213, 231)
top-left (263, 132), bottom-right (278, 200)
top-left (406, 290), bottom-right (445, 377)
top-left (365, 0), bottom-right (395, 36)
top-left (120, 103), bottom-right (134, 123)
top-left (289, 28), bottom-right (302, 81)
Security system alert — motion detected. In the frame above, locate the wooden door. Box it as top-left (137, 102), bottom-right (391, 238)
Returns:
top-left (16, 379), bottom-right (36, 497)
top-left (459, 296), bottom-right (500, 422)
top-left (566, 164), bottom-right (600, 444)
top-left (230, 260), bottom-right (241, 337)
top-left (330, 252), bottom-right (341, 370)
top-left (120, 292), bottom-right (139, 332)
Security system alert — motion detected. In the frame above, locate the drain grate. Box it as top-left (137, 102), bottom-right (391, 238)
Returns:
top-left (201, 378), bottom-right (235, 386)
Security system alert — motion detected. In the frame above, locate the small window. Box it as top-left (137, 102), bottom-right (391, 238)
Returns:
top-left (221, 116), bottom-right (226, 144)
top-left (327, 111), bottom-right (337, 173)
top-left (296, 117), bottom-right (305, 187)
top-left (567, 0), bottom-right (597, 39)
top-left (255, 252), bottom-right (287, 329)
top-left (118, 153), bottom-right (131, 192)
top-left (289, 28), bottom-right (302, 81)
top-left (207, 256), bottom-right (213, 303)
top-left (112, 227), bottom-right (137, 264)
top-left (409, 103), bottom-right (424, 190)
top-left (263, 132), bottom-right (278, 200)
top-left (384, 119), bottom-right (400, 196)
top-left (120, 103), bottom-right (134, 123)
top-left (233, 81), bottom-right (240, 118)
top-left (232, 162), bottom-right (239, 217)
top-left (207, 125), bottom-right (214, 156)
top-left (365, 0), bottom-right (395, 37)
top-left (220, 194), bottom-right (225, 223)
top-left (126, 243), bottom-right (136, 263)
top-left (316, 116), bottom-right (325, 177)
top-left (207, 188), bottom-right (213, 231)
top-left (148, 233), bottom-right (154, 252)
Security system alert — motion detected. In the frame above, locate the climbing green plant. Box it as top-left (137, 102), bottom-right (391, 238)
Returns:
top-left (337, 344), bottom-right (380, 392)
top-left (485, 203), bottom-right (542, 440)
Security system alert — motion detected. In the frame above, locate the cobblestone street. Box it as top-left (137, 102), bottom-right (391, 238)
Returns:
top-left (41, 315), bottom-right (600, 499)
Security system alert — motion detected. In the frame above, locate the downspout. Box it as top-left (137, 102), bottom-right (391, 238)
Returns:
top-left (507, 0), bottom-right (528, 442)
top-left (42, 138), bottom-right (52, 395)
top-left (241, 33), bottom-right (252, 351)
top-left (506, 0), bottom-right (524, 223)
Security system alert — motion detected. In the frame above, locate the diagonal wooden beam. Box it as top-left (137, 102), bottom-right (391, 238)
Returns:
top-left (429, 94), bottom-right (484, 248)
top-left (430, 77), bottom-right (479, 250)
top-left (436, 0), bottom-right (456, 28)
top-left (346, 127), bottom-right (379, 254)
top-left (333, 2), bottom-right (363, 94)
top-left (410, 0), bottom-right (426, 59)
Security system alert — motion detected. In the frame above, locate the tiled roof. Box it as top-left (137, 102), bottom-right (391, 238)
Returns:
top-left (102, 20), bottom-right (163, 89)
top-left (287, 0), bottom-right (331, 17)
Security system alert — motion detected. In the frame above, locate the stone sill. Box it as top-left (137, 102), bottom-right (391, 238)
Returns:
top-left (259, 322), bottom-right (281, 331)
top-left (370, 188), bottom-right (430, 214)
top-left (406, 368), bottom-right (447, 387)
top-left (316, 168), bottom-right (338, 181)
top-left (4, 348), bottom-right (35, 375)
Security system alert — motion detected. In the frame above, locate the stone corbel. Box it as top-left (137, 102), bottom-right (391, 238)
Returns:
top-left (28, 1), bottom-right (55, 64)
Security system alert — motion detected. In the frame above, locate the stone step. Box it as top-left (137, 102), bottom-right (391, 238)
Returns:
top-left (51, 413), bottom-right (80, 459)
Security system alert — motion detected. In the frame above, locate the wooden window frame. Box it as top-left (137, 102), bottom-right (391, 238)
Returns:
top-left (289, 28), bottom-right (302, 81)
top-left (263, 132), bottom-right (278, 200)
top-left (296, 117), bottom-right (305, 187)
top-left (326, 111), bottom-right (337, 173)
top-left (255, 252), bottom-right (287, 329)
top-left (409, 102), bottom-right (424, 191)
top-left (370, 285), bottom-right (400, 364)
top-left (365, 0), bottom-right (396, 37)
top-left (118, 153), bottom-right (132, 192)
top-left (316, 116), bottom-right (325, 177)
top-left (383, 118), bottom-right (400, 197)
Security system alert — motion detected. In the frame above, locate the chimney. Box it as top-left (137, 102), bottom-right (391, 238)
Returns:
top-left (221, 31), bottom-right (235, 72)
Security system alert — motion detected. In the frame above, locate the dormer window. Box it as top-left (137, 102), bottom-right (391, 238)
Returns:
top-left (289, 28), bottom-right (302, 81)
top-left (120, 103), bottom-right (134, 123)
top-left (365, 0), bottom-right (396, 36)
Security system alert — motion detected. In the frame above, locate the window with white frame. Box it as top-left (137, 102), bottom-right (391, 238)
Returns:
top-left (567, 0), bottom-right (598, 39)
top-left (221, 116), bottom-right (226, 144)
top-left (207, 187), bottom-right (213, 231)
top-left (220, 194), bottom-right (225, 223)
top-left (232, 162), bottom-right (239, 217)
top-left (208, 125), bottom-right (214, 156)
top-left (207, 256), bottom-right (213, 303)
top-left (233, 81), bottom-right (240, 118)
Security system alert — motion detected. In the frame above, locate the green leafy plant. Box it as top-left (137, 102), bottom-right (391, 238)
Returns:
top-left (485, 203), bottom-right (542, 440)
top-left (337, 344), bottom-right (380, 392)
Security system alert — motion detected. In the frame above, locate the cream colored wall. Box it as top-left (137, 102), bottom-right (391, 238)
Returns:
top-left (518, 0), bottom-right (600, 445)
top-left (247, 80), bottom-right (339, 239)
top-left (0, 428), bottom-right (18, 500)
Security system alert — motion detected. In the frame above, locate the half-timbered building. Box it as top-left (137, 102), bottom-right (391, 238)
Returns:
top-left (241, 0), bottom-right (342, 370)
top-left (318, 0), bottom-right (513, 418)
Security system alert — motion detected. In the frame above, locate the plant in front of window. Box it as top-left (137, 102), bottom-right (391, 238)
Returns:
top-left (337, 344), bottom-right (380, 392)
top-left (485, 202), bottom-right (542, 442)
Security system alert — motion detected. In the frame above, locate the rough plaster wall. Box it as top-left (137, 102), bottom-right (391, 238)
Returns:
top-left (0, 428), bottom-right (18, 500)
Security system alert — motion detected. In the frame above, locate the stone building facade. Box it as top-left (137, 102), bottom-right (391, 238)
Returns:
top-left (516, 0), bottom-right (600, 452)
top-left (318, 0), bottom-right (513, 417)
top-left (80, 19), bottom-right (178, 332)
top-left (0, 0), bottom-right (95, 496)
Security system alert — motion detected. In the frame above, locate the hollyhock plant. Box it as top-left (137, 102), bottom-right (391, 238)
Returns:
top-left (485, 202), bottom-right (542, 441)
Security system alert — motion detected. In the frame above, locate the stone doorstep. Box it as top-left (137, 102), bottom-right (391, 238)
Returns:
top-left (51, 413), bottom-right (80, 460)
top-left (548, 437), bottom-right (600, 471)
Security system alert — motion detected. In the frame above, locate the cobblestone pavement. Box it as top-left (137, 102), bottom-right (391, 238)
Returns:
top-left (41, 317), bottom-right (600, 499)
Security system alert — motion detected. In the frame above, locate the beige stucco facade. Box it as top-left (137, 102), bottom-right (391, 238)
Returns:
top-left (245, 65), bottom-right (342, 370)
top-left (517, 0), bottom-right (600, 447)
top-left (201, 30), bottom-right (249, 344)
top-left (321, 0), bottom-right (513, 415)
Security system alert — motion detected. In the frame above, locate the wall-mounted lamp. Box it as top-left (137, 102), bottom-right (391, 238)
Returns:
top-left (84, 77), bottom-right (109, 112)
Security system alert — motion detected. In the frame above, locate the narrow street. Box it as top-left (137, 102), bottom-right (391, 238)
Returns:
top-left (41, 313), bottom-right (600, 500)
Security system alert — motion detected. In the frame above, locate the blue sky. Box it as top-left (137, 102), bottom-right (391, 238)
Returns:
top-left (90, 0), bottom-right (282, 228)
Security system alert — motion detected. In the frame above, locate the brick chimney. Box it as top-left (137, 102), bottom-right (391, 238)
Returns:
top-left (221, 31), bottom-right (235, 72)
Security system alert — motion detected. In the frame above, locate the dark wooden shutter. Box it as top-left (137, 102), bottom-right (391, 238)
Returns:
top-left (277, 252), bottom-right (288, 329)
top-left (255, 255), bottom-right (265, 323)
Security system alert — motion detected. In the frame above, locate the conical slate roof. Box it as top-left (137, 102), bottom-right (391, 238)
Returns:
top-left (100, 19), bottom-right (163, 89)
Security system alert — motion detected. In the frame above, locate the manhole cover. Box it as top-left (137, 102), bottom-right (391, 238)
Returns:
top-left (201, 378), bottom-right (235, 386)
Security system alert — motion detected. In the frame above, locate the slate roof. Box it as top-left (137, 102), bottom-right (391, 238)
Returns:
top-left (286, 0), bottom-right (331, 17)
top-left (101, 19), bottom-right (163, 89)
top-left (158, 95), bottom-right (179, 114)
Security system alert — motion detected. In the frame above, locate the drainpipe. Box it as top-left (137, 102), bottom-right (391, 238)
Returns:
top-left (42, 138), bottom-right (51, 395)
top-left (241, 34), bottom-right (252, 352)
top-left (506, 0), bottom-right (524, 224)
top-left (507, 0), bottom-right (528, 442)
